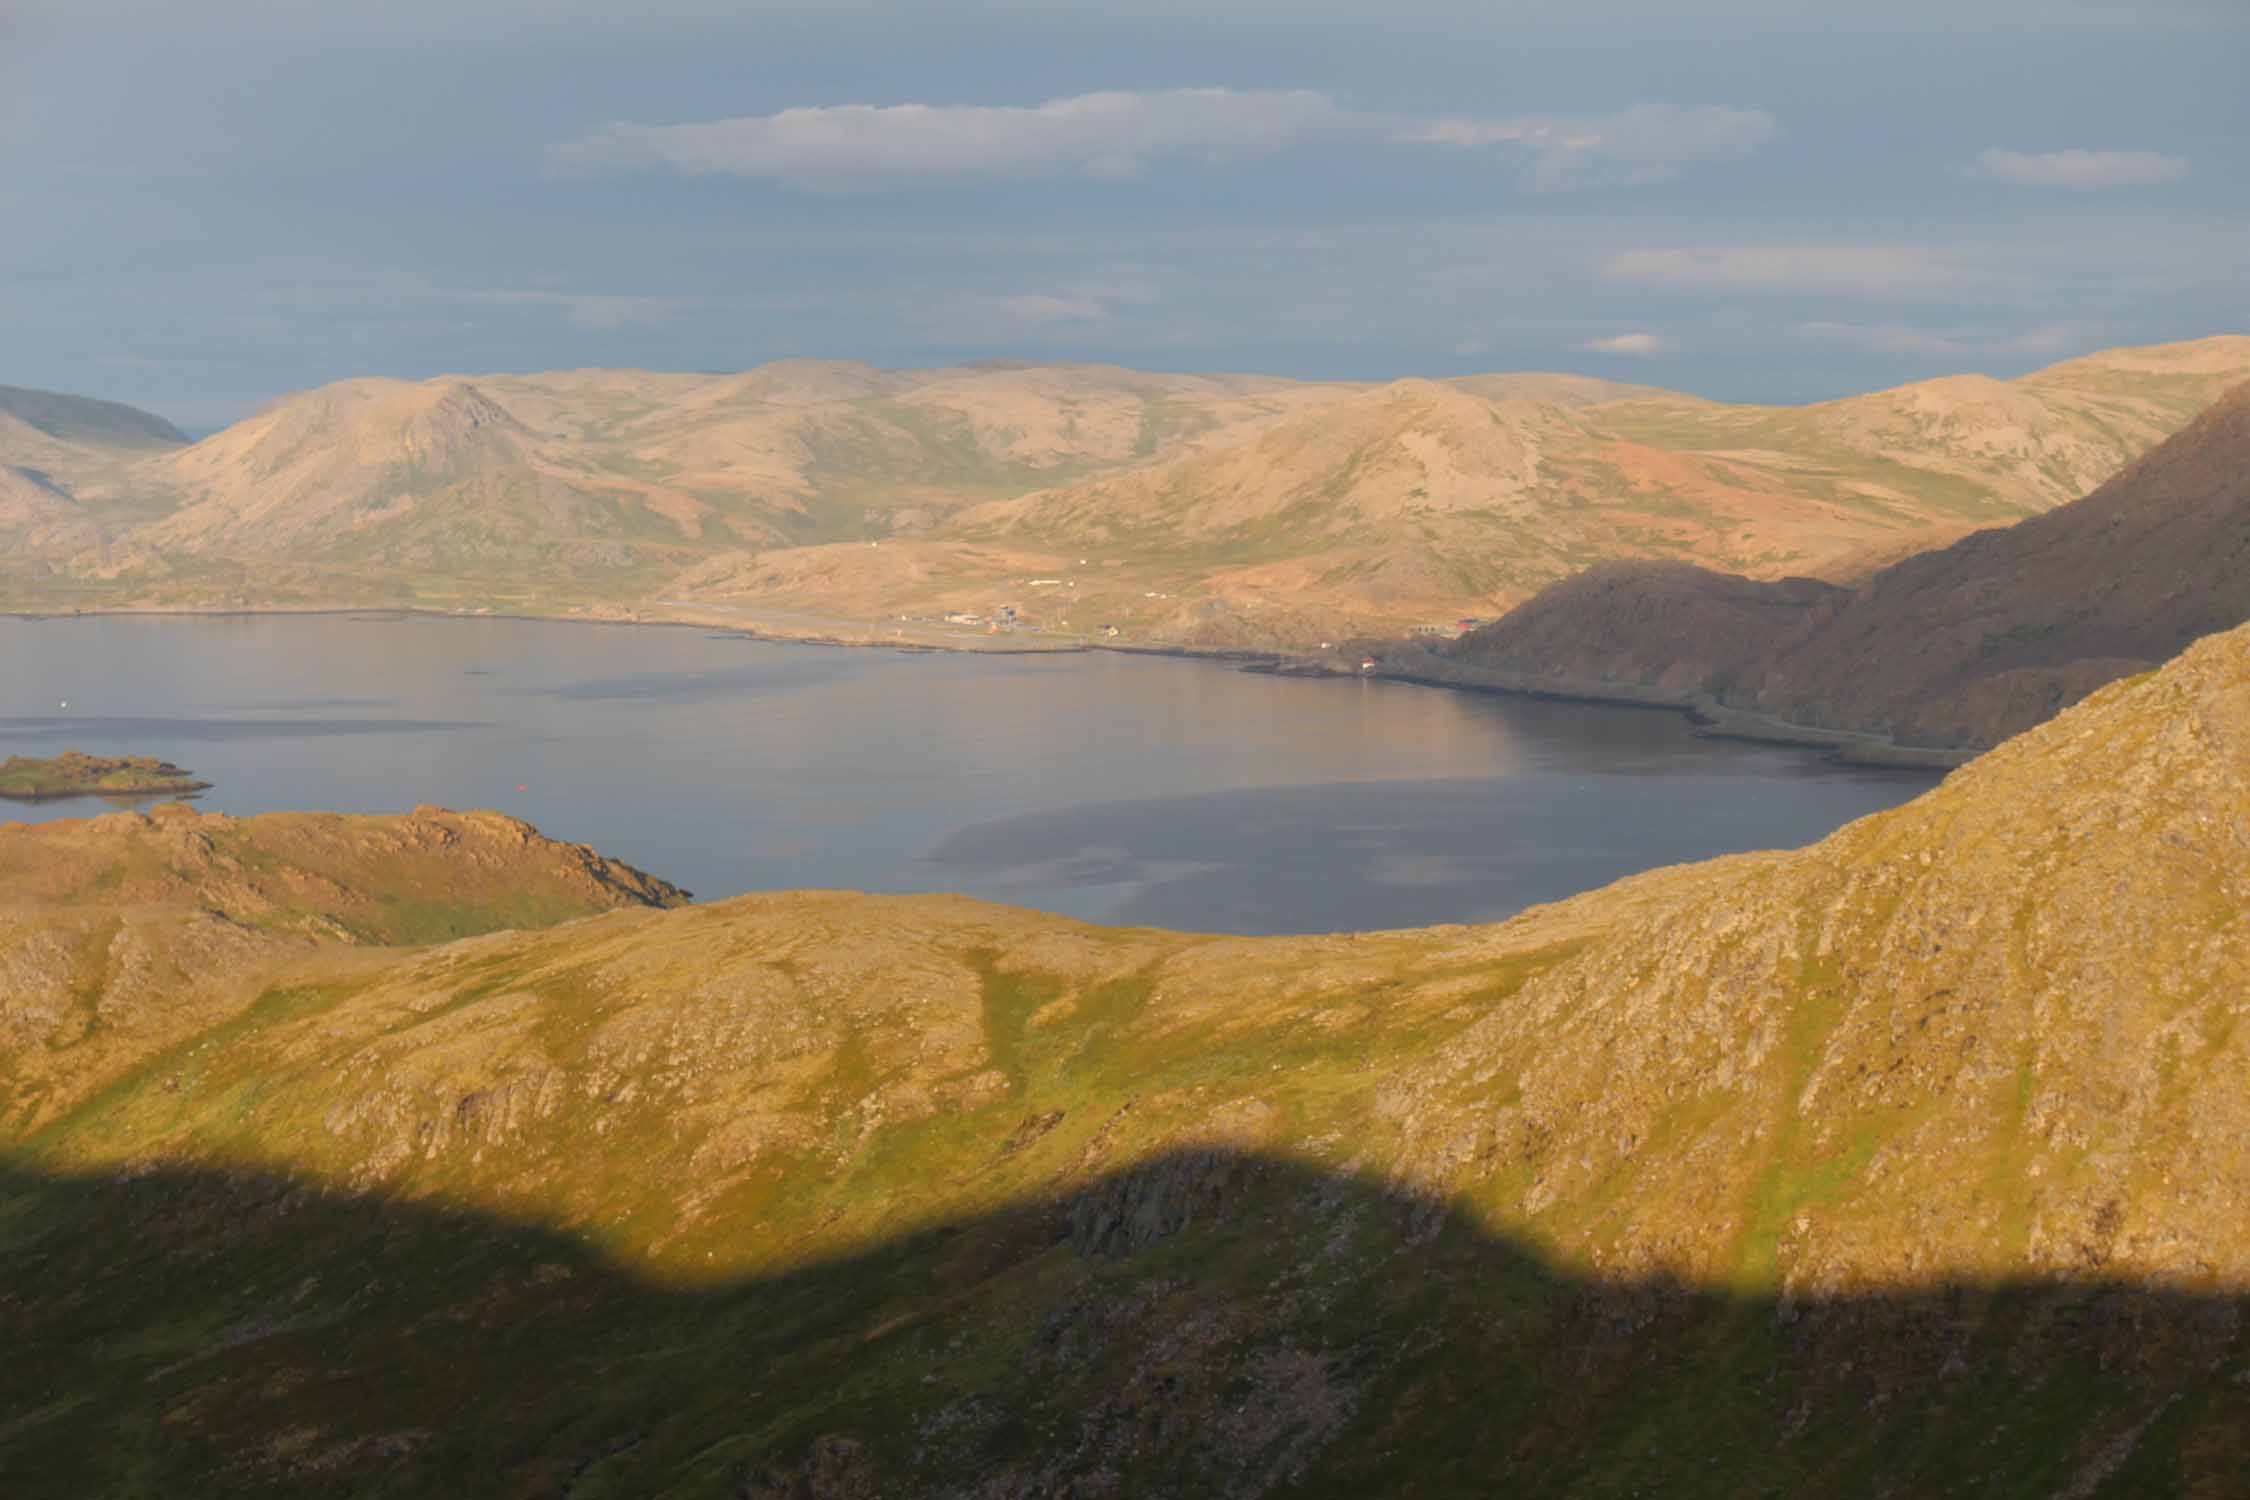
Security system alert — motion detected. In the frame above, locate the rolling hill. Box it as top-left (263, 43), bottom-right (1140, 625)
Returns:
top-left (934, 336), bottom-right (2250, 640)
top-left (3, 615), bottom-right (2247, 1493)
top-left (19, 361), bottom-right (1335, 611)
top-left (0, 383), bottom-right (187, 456)
top-left (1436, 373), bottom-right (2250, 749)
top-left (4, 337), bottom-right (2247, 642)
top-left (0, 385), bottom-right (192, 569)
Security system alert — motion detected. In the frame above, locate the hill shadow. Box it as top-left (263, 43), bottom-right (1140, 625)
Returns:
top-left (2, 1150), bottom-right (2243, 1498)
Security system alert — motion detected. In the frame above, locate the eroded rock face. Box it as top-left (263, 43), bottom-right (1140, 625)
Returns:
top-left (1447, 377), bottom-right (2250, 749)
top-left (2, 626), bottom-right (2247, 1494)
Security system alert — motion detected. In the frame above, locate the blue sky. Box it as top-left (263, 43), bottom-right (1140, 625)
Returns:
top-left (4, 0), bottom-right (2243, 428)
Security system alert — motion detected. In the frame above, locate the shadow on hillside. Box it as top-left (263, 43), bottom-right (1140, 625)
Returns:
top-left (3, 1151), bottom-right (2244, 1498)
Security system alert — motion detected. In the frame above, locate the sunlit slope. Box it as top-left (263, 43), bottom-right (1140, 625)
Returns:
top-left (0, 463), bottom-right (103, 557)
top-left (60, 362), bottom-right (1327, 608)
top-left (6, 339), bottom-right (2246, 639)
top-left (941, 336), bottom-right (2250, 638)
top-left (1590, 335), bottom-right (2250, 522)
top-left (5, 622), bottom-right (2246, 1493)
top-left (0, 804), bottom-right (687, 1135)
top-left (1445, 372), bottom-right (2250, 748)
top-left (0, 385), bottom-right (190, 565)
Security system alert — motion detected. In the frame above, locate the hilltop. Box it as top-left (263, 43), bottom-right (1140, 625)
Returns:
top-left (0, 802), bottom-right (687, 1138)
top-left (56, 363), bottom-right (1334, 610)
top-left (929, 335), bottom-right (2250, 641)
top-left (3, 617), bottom-right (2246, 1493)
top-left (1436, 373), bottom-right (2250, 749)
top-left (0, 384), bottom-right (186, 455)
top-left (3, 337), bottom-right (2247, 642)
top-left (0, 384), bottom-right (192, 571)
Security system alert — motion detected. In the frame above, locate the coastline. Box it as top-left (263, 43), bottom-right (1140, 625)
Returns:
top-left (3, 598), bottom-right (1093, 655)
top-left (0, 781), bottom-right (210, 803)
top-left (1361, 654), bottom-right (1979, 771)
top-left (6, 597), bottom-right (1979, 771)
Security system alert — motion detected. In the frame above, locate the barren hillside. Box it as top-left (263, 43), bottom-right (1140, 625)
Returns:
top-left (1442, 374), bottom-right (2250, 748)
top-left (5, 338), bottom-right (2247, 643)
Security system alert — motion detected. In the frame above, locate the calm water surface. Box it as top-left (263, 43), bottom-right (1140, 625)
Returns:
top-left (1, 615), bottom-right (1940, 934)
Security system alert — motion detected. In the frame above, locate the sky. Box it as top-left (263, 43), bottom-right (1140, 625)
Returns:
top-left (3, 0), bottom-right (2244, 429)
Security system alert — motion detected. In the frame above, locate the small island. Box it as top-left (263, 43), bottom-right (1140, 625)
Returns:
top-left (0, 751), bottom-right (213, 801)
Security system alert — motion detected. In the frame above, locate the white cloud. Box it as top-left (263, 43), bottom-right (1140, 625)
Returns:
top-left (1604, 245), bottom-right (1974, 297)
top-left (995, 294), bottom-right (1107, 323)
top-left (1970, 148), bottom-right (2189, 188)
top-left (549, 88), bottom-right (1350, 190)
top-left (1583, 332), bottom-right (1669, 356)
top-left (552, 90), bottom-right (1777, 192)
top-left (472, 289), bottom-right (700, 329)
top-left (1799, 321), bottom-right (2093, 357)
top-left (1406, 103), bottom-right (1775, 188)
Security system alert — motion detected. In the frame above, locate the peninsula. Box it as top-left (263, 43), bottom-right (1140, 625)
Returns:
top-left (0, 750), bottom-right (211, 801)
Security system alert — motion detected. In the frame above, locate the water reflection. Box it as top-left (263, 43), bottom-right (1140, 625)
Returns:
top-left (1, 614), bottom-right (1938, 934)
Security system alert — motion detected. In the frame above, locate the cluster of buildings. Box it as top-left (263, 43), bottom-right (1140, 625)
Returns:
top-left (943, 604), bottom-right (1024, 630)
top-left (932, 602), bottom-right (1126, 638)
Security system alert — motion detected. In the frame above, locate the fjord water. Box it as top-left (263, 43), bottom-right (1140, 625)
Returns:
top-left (3, 615), bottom-right (1936, 934)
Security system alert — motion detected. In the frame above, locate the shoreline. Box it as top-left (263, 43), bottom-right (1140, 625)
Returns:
top-left (1364, 658), bottom-right (1978, 771)
top-left (3, 599), bottom-right (1092, 653)
top-left (7, 598), bottom-right (1980, 771)
top-left (0, 782), bottom-right (210, 803)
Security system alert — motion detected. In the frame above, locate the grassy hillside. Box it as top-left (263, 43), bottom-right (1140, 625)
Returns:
top-left (0, 804), bottom-right (687, 1137)
top-left (4, 618), bottom-right (2246, 1493)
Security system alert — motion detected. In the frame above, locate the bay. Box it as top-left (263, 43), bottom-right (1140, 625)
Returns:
top-left (1, 614), bottom-right (1938, 935)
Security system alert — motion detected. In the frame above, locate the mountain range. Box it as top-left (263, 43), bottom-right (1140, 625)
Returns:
top-left (1429, 373), bottom-right (2250, 750)
top-left (5, 604), bottom-right (2247, 1493)
top-left (7, 336), bottom-right (2248, 644)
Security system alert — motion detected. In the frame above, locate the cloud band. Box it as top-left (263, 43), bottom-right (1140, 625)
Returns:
top-left (550, 90), bottom-right (1777, 192)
